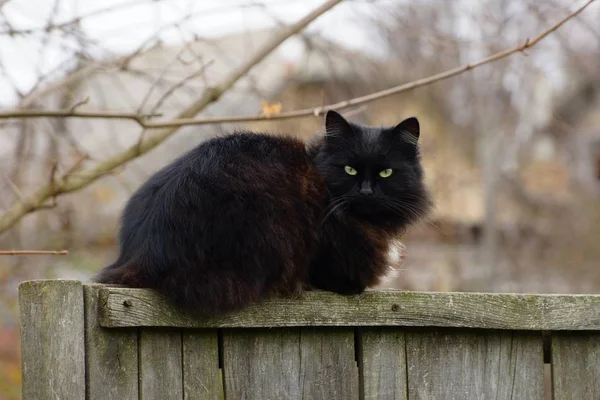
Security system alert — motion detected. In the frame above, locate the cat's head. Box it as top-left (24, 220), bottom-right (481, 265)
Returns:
top-left (312, 110), bottom-right (432, 229)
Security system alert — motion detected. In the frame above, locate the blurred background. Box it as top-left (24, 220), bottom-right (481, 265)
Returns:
top-left (0, 0), bottom-right (599, 398)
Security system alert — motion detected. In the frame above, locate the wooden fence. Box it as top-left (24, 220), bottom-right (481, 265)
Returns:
top-left (18, 280), bottom-right (600, 399)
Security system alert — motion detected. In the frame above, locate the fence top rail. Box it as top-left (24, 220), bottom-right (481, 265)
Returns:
top-left (18, 280), bottom-right (600, 330)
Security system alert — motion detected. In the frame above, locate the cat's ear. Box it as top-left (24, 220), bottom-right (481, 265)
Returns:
top-left (325, 110), bottom-right (353, 138)
top-left (392, 117), bottom-right (420, 142)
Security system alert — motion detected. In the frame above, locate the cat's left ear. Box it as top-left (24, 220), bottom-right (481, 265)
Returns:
top-left (392, 117), bottom-right (420, 142)
top-left (325, 110), bottom-right (353, 137)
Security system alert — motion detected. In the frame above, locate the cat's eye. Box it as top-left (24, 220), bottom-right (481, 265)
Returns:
top-left (344, 166), bottom-right (358, 176)
top-left (379, 168), bottom-right (393, 178)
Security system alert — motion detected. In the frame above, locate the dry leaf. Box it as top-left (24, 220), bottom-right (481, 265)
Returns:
top-left (260, 101), bottom-right (282, 118)
top-left (93, 184), bottom-right (115, 203)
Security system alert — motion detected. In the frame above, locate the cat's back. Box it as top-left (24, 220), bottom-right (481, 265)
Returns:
top-left (151, 131), bottom-right (313, 188)
top-left (126, 130), bottom-right (326, 229)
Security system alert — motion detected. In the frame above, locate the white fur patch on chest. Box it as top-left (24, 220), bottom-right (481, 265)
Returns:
top-left (378, 239), bottom-right (408, 284)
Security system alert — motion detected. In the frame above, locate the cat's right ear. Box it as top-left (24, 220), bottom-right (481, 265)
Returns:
top-left (325, 110), bottom-right (353, 138)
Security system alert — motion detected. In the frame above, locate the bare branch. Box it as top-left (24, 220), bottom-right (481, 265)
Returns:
top-left (0, 0), bottom-right (344, 236)
top-left (143, 0), bottom-right (596, 127)
top-left (0, 108), bottom-right (150, 126)
top-left (0, 0), bottom-right (593, 129)
top-left (0, 250), bottom-right (68, 255)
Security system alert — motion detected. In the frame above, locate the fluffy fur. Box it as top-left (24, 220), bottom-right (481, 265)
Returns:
top-left (95, 132), bottom-right (326, 315)
top-left (307, 111), bottom-right (432, 294)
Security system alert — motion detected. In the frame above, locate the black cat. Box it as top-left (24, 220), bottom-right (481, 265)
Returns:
top-left (95, 132), bottom-right (326, 315)
top-left (95, 111), bottom-right (431, 315)
top-left (307, 111), bottom-right (432, 295)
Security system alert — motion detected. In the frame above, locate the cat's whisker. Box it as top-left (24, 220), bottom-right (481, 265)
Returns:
top-left (321, 199), bottom-right (348, 227)
top-left (383, 201), bottom-right (413, 218)
top-left (323, 197), bottom-right (347, 213)
top-left (321, 202), bottom-right (347, 226)
top-left (388, 199), bottom-right (429, 219)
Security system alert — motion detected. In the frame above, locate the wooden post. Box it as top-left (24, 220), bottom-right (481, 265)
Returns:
top-left (19, 280), bottom-right (86, 400)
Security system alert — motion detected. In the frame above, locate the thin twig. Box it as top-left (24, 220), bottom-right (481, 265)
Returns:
top-left (64, 154), bottom-right (90, 177)
top-left (150, 59), bottom-right (215, 114)
top-left (69, 96), bottom-right (90, 112)
top-left (48, 160), bottom-right (58, 207)
top-left (135, 59), bottom-right (215, 151)
top-left (0, 0), bottom-right (344, 236)
top-left (136, 46), bottom-right (197, 114)
top-left (3, 174), bottom-right (25, 201)
top-left (0, 250), bottom-right (68, 255)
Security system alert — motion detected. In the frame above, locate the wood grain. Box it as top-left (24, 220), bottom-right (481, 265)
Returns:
top-left (139, 328), bottom-right (183, 400)
top-left (98, 286), bottom-right (600, 330)
top-left (19, 280), bottom-right (86, 400)
top-left (405, 330), bottom-right (544, 399)
top-left (299, 328), bottom-right (359, 400)
top-left (182, 330), bottom-right (220, 400)
top-left (551, 332), bottom-right (600, 399)
top-left (222, 328), bottom-right (358, 400)
top-left (222, 328), bottom-right (302, 399)
top-left (358, 328), bottom-right (407, 400)
top-left (84, 285), bottom-right (138, 400)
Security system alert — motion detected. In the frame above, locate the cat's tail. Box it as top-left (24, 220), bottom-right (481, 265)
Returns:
top-left (94, 261), bottom-right (263, 316)
top-left (93, 260), bottom-right (143, 287)
top-left (163, 272), bottom-right (264, 316)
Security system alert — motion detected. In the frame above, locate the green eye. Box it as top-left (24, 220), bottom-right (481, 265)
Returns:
top-left (344, 166), bottom-right (358, 176)
top-left (379, 168), bottom-right (393, 178)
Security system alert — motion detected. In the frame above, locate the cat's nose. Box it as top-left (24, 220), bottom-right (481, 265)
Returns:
top-left (359, 181), bottom-right (374, 196)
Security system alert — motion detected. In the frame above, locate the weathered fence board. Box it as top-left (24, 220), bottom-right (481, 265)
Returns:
top-left (405, 330), bottom-right (544, 400)
top-left (551, 332), bottom-right (600, 399)
top-left (298, 328), bottom-right (359, 400)
top-left (84, 285), bottom-right (138, 400)
top-left (358, 328), bottom-right (407, 400)
top-left (182, 330), bottom-right (221, 400)
top-left (18, 280), bottom-right (600, 399)
top-left (98, 287), bottom-right (600, 330)
top-left (222, 328), bottom-right (358, 400)
top-left (19, 280), bottom-right (86, 400)
top-left (222, 328), bottom-right (302, 399)
top-left (140, 328), bottom-right (184, 400)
